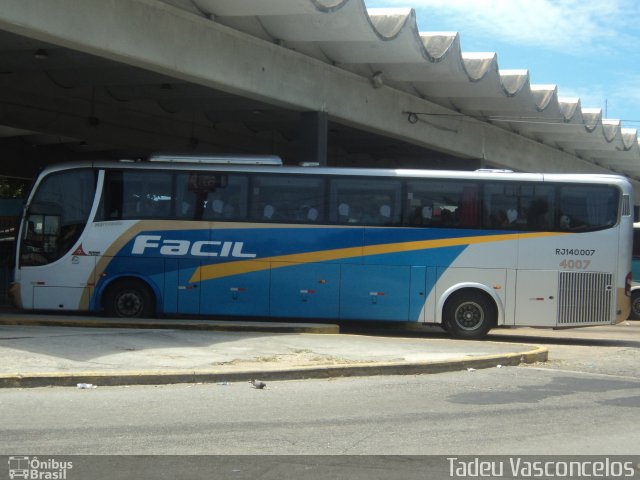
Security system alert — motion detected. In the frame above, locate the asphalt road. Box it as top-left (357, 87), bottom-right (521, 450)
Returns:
top-left (1, 324), bottom-right (639, 455)
top-left (490, 322), bottom-right (640, 379)
top-left (1, 323), bottom-right (638, 479)
top-left (2, 365), bottom-right (639, 455)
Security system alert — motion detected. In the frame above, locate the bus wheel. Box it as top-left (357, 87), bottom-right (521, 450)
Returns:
top-left (631, 291), bottom-right (640, 320)
top-left (104, 279), bottom-right (155, 318)
top-left (443, 290), bottom-right (495, 339)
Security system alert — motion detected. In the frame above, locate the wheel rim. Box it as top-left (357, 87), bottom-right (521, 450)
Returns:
top-left (453, 301), bottom-right (484, 331)
top-left (633, 297), bottom-right (640, 316)
top-left (115, 290), bottom-right (144, 317)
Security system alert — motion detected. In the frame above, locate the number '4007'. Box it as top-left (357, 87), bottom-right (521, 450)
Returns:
top-left (559, 259), bottom-right (591, 270)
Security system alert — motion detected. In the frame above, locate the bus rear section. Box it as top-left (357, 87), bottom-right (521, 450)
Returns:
top-left (629, 223), bottom-right (640, 319)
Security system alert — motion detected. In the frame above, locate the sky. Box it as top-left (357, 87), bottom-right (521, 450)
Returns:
top-left (365, 0), bottom-right (640, 130)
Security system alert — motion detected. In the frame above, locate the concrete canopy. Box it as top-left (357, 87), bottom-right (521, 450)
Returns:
top-left (0, 0), bottom-right (637, 191)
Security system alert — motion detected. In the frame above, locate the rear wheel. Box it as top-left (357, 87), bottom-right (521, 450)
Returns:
top-left (443, 290), bottom-right (496, 339)
top-left (104, 279), bottom-right (155, 318)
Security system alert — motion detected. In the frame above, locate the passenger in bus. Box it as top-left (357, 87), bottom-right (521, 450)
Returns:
top-left (490, 208), bottom-right (517, 227)
top-left (440, 209), bottom-right (455, 226)
top-left (379, 204), bottom-right (391, 224)
top-left (360, 204), bottom-right (381, 225)
top-left (338, 203), bottom-right (351, 223)
top-left (137, 198), bottom-right (154, 216)
top-left (263, 204), bottom-right (275, 220)
top-left (407, 205), bottom-right (433, 226)
top-left (222, 204), bottom-right (235, 219)
top-left (527, 198), bottom-right (549, 229)
top-left (210, 199), bottom-right (225, 218)
top-left (422, 206), bottom-right (433, 222)
top-left (306, 207), bottom-right (319, 222)
top-left (559, 214), bottom-right (587, 231)
top-left (491, 210), bottom-right (510, 227)
top-left (180, 198), bottom-right (195, 217)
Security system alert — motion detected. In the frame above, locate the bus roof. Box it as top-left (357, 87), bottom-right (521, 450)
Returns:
top-left (148, 154), bottom-right (283, 166)
top-left (36, 158), bottom-right (633, 190)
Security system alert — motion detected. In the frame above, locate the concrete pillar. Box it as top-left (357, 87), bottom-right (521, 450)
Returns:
top-left (300, 111), bottom-right (328, 166)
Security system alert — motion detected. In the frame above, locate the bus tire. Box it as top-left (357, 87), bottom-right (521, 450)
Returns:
top-left (104, 279), bottom-right (155, 318)
top-left (631, 291), bottom-right (640, 320)
top-left (442, 290), bottom-right (495, 340)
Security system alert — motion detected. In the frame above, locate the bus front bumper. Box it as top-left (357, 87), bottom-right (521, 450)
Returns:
top-left (8, 282), bottom-right (22, 309)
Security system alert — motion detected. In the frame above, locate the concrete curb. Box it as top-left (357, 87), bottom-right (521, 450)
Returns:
top-left (0, 345), bottom-right (548, 388)
top-left (0, 315), bottom-right (339, 334)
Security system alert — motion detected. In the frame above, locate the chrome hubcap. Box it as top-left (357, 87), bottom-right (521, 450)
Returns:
top-left (454, 301), bottom-right (484, 331)
top-left (116, 291), bottom-right (143, 317)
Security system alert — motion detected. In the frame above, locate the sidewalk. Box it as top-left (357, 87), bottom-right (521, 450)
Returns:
top-left (0, 313), bottom-right (547, 388)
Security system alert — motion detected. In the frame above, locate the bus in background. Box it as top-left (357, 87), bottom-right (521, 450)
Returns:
top-left (630, 223), bottom-right (640, 319)
top-left (9, 156), bottom-right (634, 339)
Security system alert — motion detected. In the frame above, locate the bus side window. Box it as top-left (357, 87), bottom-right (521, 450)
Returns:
top-left (203, 174), bottom-right (248, 221)
top-left (175, 173), bottom-right (198, 219)
top-left (483, 185), bottom-right (520, 229)
top-left (527, 198), bottom-right (550, 229)
top-left (118, 171), bottom-right (172, 219)
top-left (252, 175), bottom-right (324, 224)
top-left (96, 170), bottom-right (123, 220)
top-left (331, 178), bottom-right (401, 226)
top-left (558, 185), bottom-right (618, 230)
top-left (406, 180), bottom-right (479, 228)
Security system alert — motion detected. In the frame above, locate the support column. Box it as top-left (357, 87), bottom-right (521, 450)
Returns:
top-left (300, 111), bottom-right (328, 166)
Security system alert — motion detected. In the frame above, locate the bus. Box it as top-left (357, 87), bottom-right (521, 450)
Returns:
top-left (630, 223), bottom-right (640, 319)
top-left (9, 155), bottom-right (634, 339)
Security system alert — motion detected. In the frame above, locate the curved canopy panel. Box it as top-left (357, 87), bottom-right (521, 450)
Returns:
top-left (191, 0), bottom-right (640, 177)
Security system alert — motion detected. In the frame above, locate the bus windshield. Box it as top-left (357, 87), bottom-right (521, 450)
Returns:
top-left (20, 168), bottom-right (96, 266)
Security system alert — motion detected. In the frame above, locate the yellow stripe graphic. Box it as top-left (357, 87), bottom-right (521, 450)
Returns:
top-left (190, 231), bottom-right (564, 283)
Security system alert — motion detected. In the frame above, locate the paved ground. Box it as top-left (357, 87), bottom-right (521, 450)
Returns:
top-left (0, 313), bottom-right (546, 387)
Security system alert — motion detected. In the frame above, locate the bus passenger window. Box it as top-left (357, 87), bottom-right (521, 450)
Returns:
top-left (252, 175), bottom-right (324, 224)
top-left (330, 178), bottom-right (401, 226)
top-left (558, 185), bottom-right (618, 230)
top-left (483, 184), bottom-right (520, 229)
top-left (175, 173), bottom-right (198, 219)
top-left (406, 180), bottom-right (478, 228)
top-left (117, 171), bottom-right (172, 219)
top-left (97, 171), bottom-right (123, 220)
top-left (527, 198), bottom-right (550, 229)
top-left (202, 175), bottom-right (248, 221)
top-left (482, 183), bottom-right (555, 231)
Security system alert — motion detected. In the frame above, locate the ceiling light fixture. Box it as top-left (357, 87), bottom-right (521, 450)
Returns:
top-left (34, 49), bottom-right (48, 60)
top-left (370, 71), bottom-right (384, 89)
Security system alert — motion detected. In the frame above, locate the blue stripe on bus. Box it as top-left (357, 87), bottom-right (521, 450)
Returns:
top-left (92, 225), bottom-right (525, 317)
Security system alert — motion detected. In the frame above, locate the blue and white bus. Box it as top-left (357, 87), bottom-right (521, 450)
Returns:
top-left (10, 155), bottom-right (634, 339)
top-left (629, 222), bottom-right (640, 319)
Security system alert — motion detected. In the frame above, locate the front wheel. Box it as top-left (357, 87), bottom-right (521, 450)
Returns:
top-left (442, 290), bottom-right (496, 339)
top-left (630, 291), bottom-right (640, 320)
top-left (104, 279), bottom-right (155, 318)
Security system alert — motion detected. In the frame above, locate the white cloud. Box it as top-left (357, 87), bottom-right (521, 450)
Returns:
top-left (367, 0), bottom-right (640, 54)
top-left (608, 75), bottom-right (640, 122)
top-left (560, 77), bottom-right (640, 122)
